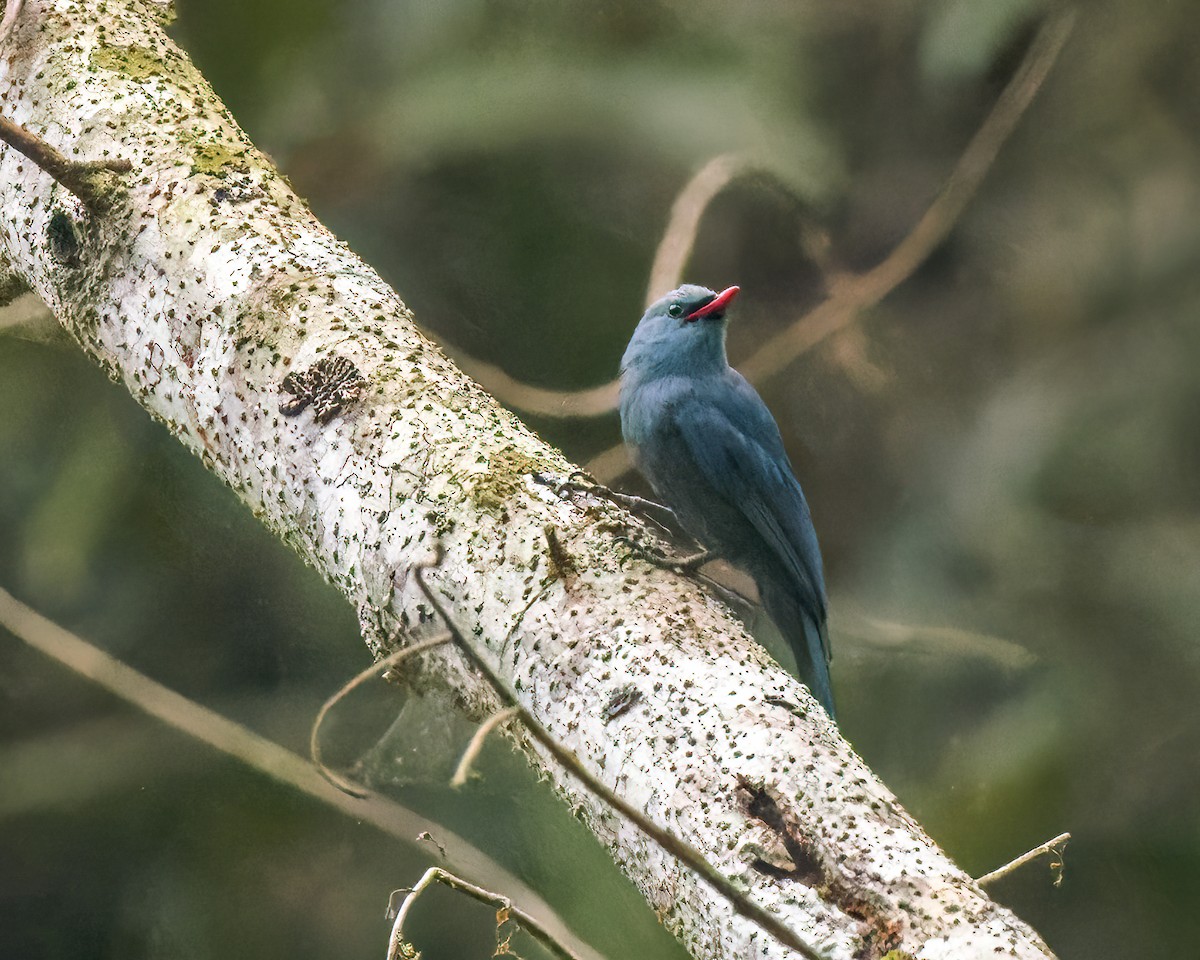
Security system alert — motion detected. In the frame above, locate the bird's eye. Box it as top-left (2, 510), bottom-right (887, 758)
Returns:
top-left (667, 303), bottom-right (684, 318)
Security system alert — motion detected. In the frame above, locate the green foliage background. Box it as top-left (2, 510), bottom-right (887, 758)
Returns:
top-left (2, 1), bottom-right (1199, 958)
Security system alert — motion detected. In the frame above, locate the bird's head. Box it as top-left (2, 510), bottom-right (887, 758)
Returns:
top-left (620, 284), bottom-right (740, 381)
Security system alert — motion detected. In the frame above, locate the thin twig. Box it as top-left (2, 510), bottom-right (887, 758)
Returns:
top-left (450, 706), bottom-right (521, 789)
top-left (976, 832), bottom-right (1070, 888)
top-left (386, 866), bottom-right (583, 960)
top-left (645, 152), bottom-right (755, 306)
top-left (0, 0), bottom-right (24, 47)
top-left (444, 335), bottom-right (621, 420)
top-left (310, 633), bottom-right (452, 798)
top-left (0, 585), bottom-right (606, 960)
top-left (414, 559), bottom-right (831, 960)
top-left (0, 115), bottom-right (131, 209)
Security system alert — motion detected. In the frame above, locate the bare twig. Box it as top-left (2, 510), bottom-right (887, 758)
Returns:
top-left (977, 832), bottom-right (1071, 888)
top-left (0, 585), bottom-right (604, 960)
top-left (0, 0), bottom-right (24, 47)
top-left (310, 633), bottom-right (452, 798)
top-left (444, 336), bottom-right (621, 420)
top-left (645, 152), bottom-right (756, 306)
top-left (831, 607), bottom-right (1035, 669)
top-left (0, 115), bottom-right (131, 209)
top-left (416, 831), bottom-right (447, 860)
top-left (414, 560), bottom-right (831, 960)
top-left (450, 706), bottom-right (521, 789)
top-left (386, 866), bottom-right (583, 960)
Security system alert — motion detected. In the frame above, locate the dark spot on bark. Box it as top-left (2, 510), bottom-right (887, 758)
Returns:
top-left (602, 684), bottom-right (642, 723)
top-left (764, 695), bottom-right (808, 718)
top-left (737, 777), bottom-right (907, 960)
top-left (737, 776), bottom-right (825, 886)
top-left (210, 179), bottom-right (263, 206)
top-left (543, 525), bottom-right (577, 582)
top-left (279, 354), bottom-right (366, 423)
top-left (47, 209), bottom-right (81, 265)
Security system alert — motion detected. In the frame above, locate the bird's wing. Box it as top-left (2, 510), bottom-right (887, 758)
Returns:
top-left (674, 388), bottom-right (828, 643)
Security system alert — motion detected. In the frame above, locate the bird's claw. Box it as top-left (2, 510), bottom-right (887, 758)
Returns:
top-left (535, 472), bottom-right (676, 525)
top-left (615, 536), bottom-right (713, 574)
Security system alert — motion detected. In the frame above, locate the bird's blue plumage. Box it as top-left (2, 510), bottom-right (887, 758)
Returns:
top-left (620, 284), bottom-right (836, 718)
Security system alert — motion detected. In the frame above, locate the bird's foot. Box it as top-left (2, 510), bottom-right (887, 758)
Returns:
top-left (530, 470), bottom-right (681, 540)
top-left (534, 471), bottom-right (676, 524)
top-left (665, 548), bottom-right (715, 573)
top-left (615, 536), bottom-right (714, 574)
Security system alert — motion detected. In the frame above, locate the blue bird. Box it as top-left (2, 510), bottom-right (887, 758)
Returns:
top-left (619, 284), bottom-right (835, 719)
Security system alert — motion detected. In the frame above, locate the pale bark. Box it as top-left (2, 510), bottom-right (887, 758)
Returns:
top-left (0, 3), bottom-right (1057, 959)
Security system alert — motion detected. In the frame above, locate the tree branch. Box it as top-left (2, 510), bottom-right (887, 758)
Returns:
top-left (736, 9), bottom-right (1076, 387)
top-left (0, 3), bottom-right (1061, 958)
top-left (0, 115), bottom-right (131, 209)
top-left (443, 336), bottom-right (621, 420)
top-left (449, 706), bottom-right (521, 789)
top-left (645, 152), bottom-right (757, 306)
top-left (977, 833), bottom-right (1070, 889)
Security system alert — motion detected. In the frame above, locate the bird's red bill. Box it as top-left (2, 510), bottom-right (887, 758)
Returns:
top-left (685, 285), bottom-right (740, 321)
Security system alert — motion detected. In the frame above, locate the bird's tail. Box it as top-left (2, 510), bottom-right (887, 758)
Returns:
top-left (800, 614), bottom-right (837, 721)
top-left (761, 583), bottom-right (837, 721)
